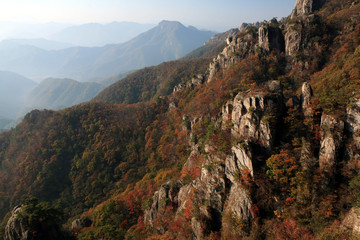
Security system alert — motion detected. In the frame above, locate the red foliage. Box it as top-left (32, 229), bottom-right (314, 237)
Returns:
top-left (273, 219), bottom-right (315, 240)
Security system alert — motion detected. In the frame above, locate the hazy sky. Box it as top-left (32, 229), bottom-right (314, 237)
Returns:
top-left (0, 0), bottom-right (297, 31)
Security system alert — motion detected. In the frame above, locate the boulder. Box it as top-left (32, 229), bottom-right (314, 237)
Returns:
top-left (342, 207), bottom-right (360, 235)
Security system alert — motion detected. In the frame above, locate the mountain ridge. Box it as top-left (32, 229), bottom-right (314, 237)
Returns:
top-left (1, 0), bottom-right (360, 239)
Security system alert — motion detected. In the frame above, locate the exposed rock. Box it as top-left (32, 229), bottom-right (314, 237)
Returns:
top-left (258, 25), bottom-right (285, 52)
top-left (144, 182), bottom-right (171, 225)
top-left (5, 206), bottom-right (29, 240)
top-left (300, 140), bottom-right (317, 171)
top-left (266, 80), bottom-right (282, 93)
top-left (285, 24), bottom-right (302, 55)
top-left (208, 33), bottom-right (255, 82)
top-left (5, 205), bottom-right (66, 240)
top-left (346, 98), bottom-right (360, 141)
top-left (291, 0), bottom-right (328, 19)
top-left (319, 114), bottom-right (344, 171)
top-left (342, 207), bottom-right (360, 235)
top-left (173, 83), bottom-right (186, 93)
top-left (71, 216), bottom-right (92, 230)
top-left (345, 98), bottom-right (360, 166)
top-left (300, 82), bottom-right (313, 117)
top-left (222, 83), bottom-right (283, 149)
top-left (168, 101), bottom-right (177, 111)
top-left (225, 144), bottom-right (253, 180)
top-left (223, 183), bottom-right (253, 223)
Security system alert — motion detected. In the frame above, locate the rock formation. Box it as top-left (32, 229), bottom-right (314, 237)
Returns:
top-left (5, 206), bottom-right (29, 240)
top-left (5, 205), bottom-right (66, 240)
top-left (300, 82), bottom-right (313, 117)
top-left (319, 114), bottom-right (344, 172)
top-left (291, 0), bottom-right (328, 18)
top-left (207, 32), bottom-right (256, 82)
top-left (345, 98), bottom-right (360, 165)
top-left (258, 24), bottom-right (285, 53)
top-left (285, 24), bottom-right (302, 56)
top-left (342, 207), bottom-right (360, 235)
top-left (222, 81), bottom-right (283, 150)
top-left (71, 216), bottom-right (92, 230)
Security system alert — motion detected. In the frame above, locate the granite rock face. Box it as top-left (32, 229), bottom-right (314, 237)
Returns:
top-left (291, 0), bottom-right (328, 18)
top-left (319, 114), bottom-right (344, 171)
top-left (222, 81), bottom-right (283, 150)
top-left (258, 25), bottom-right (285, 52)
top-left (5, 206), bottom-right (29, 240)
top-left (300, 82), bottom-right (314, 117)
top-left (207, 33), bottom-right (256, 83)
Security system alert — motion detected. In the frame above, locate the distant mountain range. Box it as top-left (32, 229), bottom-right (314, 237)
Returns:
top-left (22, 78), bottom-right (105, 113)
top-left (0, 38), bottom-right (73, 51)
top-left (0, 21), bottom-right (214, 81)
top-left (0, 71), bottom-right (37, 119)
top-left (49, 22), bottom-right (155, 47)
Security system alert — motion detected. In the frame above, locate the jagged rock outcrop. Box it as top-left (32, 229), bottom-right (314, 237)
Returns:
top-left (319, 114), bottom-right (344, 171)
top-left (222, 183), bottom-right (253, 222)
top-left (5, 205), bottom-right (66, 240)
top-left (173, 74), bottom-right (205, 93)
top-left (342, 207), bottom-right (360, 235)
top-left (258, 24), bottom-right (285, 53)
top-left (345, 98), bottom-right (360, 165)
top-left (285, 24), bottom-right (302, 56)
top-left (225, 144), bottom-right (253, 179)
top-left (300, 82), bottom-right (313, 117)
top-left (5, 206), bottom-right (29, 240)
top-left (144, 182), bottom-right (171, 226)
top-left (207, 33), bottom-right (256, 82)
top-left (71, 216), bottom-right (92, 230)
top-left (238, 22), bottom-right (261, 32)
top-left (222, 81), bottom-right (283, 150)
top-left (291, 0), bottom-right (328, 19)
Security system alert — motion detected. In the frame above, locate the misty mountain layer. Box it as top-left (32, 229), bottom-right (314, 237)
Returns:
top-left (0, 21), bottom-right (214, 81)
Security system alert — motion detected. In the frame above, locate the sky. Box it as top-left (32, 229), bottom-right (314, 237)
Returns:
top-left (0, 0), bottom-right (297, 32)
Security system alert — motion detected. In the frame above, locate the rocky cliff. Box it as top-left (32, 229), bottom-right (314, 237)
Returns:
top-left (291, 0), bottom-right (328, 18)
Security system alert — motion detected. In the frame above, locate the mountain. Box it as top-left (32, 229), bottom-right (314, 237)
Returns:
top-left (0, 38), bottom-right (73, 51)
top-left (0, 21), bottom-right (214, 81)
top-left (2, 0), bottom-right (360, 239)
top-left (23, 78), bottom-right (104, 112)
top-left (49, 22), bottom-right (155, 47)
top-left (93, 58), bottom-right (211, 104)
top-left (0, 71), bottom-right (37, 119)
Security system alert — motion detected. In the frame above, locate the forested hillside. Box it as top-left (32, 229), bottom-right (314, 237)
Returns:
top-left (0, 0), bottom-right (360, 239)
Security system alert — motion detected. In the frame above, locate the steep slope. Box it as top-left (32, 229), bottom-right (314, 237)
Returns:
top-left (0, 0), bottom-right (360, 239)
top-left (93, 58), bottom-right (211, 104)
top-left (0, 71), bottom-right (37, 119)
top-left (23, 78), bottom-right (104, 111)
top-left (0, 21), bottom-right (214, 81)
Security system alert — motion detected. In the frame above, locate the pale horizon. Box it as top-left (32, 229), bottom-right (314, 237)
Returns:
top-left (0, 0), bottom-right (297, 33)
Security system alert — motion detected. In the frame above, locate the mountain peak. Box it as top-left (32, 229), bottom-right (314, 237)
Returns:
top-left (158, 20), bottom-right (184, 28)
